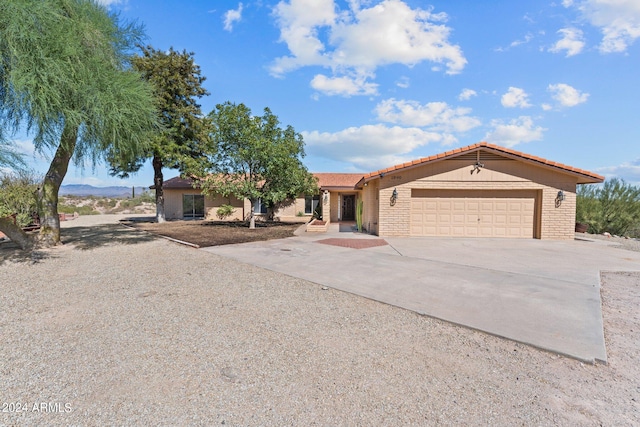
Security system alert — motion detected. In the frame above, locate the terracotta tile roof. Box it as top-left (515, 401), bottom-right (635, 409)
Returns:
top-left (158, 173), bottom-right (365, 191)
top-left (313, 173), bottom-right (363, 189)
top-left (357, 142), bottom-right (604, 185)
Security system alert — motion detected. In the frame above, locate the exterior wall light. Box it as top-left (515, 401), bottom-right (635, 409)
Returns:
top-left (555, 190), bottom-right (565, 208)
top-left (323, 190), bottom-right (329, 203)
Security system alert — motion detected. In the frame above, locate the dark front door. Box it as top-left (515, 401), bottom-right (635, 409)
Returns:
top-left (342, 195), bottom-right (355, 221)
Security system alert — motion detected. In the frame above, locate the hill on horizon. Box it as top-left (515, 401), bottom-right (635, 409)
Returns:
top-left (60, 184), bottom-right (149, 198)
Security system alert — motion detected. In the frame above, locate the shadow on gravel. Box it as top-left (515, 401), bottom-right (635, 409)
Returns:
top-left (0, 223), bottom-right (157, 265)
top-left (61, 223), bottom-right (157, 250)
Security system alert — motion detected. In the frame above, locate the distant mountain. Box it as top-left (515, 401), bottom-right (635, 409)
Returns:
top-left (60, 184), bottom-right (149, 198)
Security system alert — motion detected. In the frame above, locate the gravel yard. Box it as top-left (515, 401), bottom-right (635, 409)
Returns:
top-left (1, 216), bottom-right (639, 425)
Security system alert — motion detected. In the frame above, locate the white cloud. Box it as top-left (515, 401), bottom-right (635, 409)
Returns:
top-left (484, 116), bottom-right (546, 147)
top-left (458, 88), bottom-right (477, 101)
top-left (223, 3), bottom-right (244, 32)
top-left (510, 33), bottom-right (534, 48)
top-left (375, 98), bottom-right (481, 133)
top-left (396, 76), bottom-right (410, 88)
top-left (549, 28), bottom-right (585, 56)
top-left (548, 83), bottom-right (589, 107)
top-left (596, 159), bottom-right (640, 184)
top-left (95, 0), bottom-right (126, 6)
top-left (303, 124), bottom-right (442, 170)
top-left (565, 0), bottom-right (640, 53)
top-left (271, 0), bottom-right (466, 96)
top-left (311, 73), bottom-right (378, 96)
top-left (501, 87), bottom-right (532, 108)
top-left (541, 103), bottom-right (553, 111)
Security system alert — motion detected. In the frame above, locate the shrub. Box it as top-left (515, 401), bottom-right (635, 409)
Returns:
top-left (577, 178), bottom-right (640, 236)
top-left (216, 204), bottom-right (235, 220)
top-left (0, 170), bottom-right (39, 227)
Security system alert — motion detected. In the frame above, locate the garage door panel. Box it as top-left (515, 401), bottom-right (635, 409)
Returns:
top-left (410, 191), bottom-right (536, 238)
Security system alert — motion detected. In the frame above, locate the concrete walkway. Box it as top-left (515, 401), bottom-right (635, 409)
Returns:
top-left (201, 223), bottom-right (640, 363)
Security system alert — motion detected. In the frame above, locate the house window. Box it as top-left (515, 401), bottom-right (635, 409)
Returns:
top-left (305, 195), bottom-right (320, 214)
top-left (183, 194), bottom-right (205, 218)
top-left (253, 199), bottom-right (268, 215)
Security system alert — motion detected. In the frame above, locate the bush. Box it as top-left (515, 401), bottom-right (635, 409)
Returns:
top-left (0, 170), bottom-right (40, 227)
top-left (57, 204), bottom-right (99, 215)
top-left (216, 204), bottom-right (235, 220)
top-left (577, 178), bottom-right (640, 236)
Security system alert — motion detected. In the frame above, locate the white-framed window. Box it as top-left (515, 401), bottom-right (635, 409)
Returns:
top-left (253, 199), bottom-right (268, 215)
top-left (304, 195), bottom-right (320, 214)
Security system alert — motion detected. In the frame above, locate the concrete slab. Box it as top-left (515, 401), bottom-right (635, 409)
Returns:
top-left (201, 227), bottom-right (640, 363)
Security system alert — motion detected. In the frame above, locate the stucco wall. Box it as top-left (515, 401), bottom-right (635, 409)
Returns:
top-left (372, 158), bottom-right (578, 240)
top-left (163, 189), bottom-right (310, 223)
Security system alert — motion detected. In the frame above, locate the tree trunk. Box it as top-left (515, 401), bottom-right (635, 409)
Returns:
top-left (38, 124), bottom-right (77, 247)
top-left (0, 217), bottom-right (36, 251)
top-left (249, 199), bottom-right (256, 229)
top-left (153, 154), bottom-right (165, 223)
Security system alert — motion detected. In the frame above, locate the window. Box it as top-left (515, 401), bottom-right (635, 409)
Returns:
top-left (183, 194), bottom-right (205, 218)
top-left (305, 195), bottom-right (320, 214)
top-left (253, 199), bottom-right (268, 215)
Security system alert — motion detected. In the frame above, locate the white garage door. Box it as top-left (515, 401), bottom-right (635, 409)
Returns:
top-left (410, 190), bottom-right (536, 238)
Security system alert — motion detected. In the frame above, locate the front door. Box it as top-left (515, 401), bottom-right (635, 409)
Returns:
top-left (342, 195), bottom-right (355, 221)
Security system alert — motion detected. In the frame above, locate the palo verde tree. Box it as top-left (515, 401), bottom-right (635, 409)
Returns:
top-left (0, 0), bottom-right (157, 249)
top-left (198, 102), bottom-right (318, 229)
top-left (577, 178), bottom-right (640, 236)
top-left (109, 46), bottom-right (211, 223)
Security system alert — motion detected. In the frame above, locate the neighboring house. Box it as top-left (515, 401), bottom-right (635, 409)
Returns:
top-left (157, 142), bottom-right (604, 240)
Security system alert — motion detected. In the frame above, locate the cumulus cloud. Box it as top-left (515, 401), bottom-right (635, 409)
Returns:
top-left (484, 116), bottom-right (546, 147)
top-left (596, 159), bottom-right (640, 184)
top-left (223, 3), bottom-right (244, 32)
top-left (375, 98), bottom-right (481, 133)
top-left (549, 28), bottom-right (585, 56)
top-left (548, 83), bottom-right (589, 107)
top-left (458, 88), bottom-right (477, 101)
top-left (95, 0), bottom-right (126, 6)
top-left (564, 0), bottom-right (640, 53)
top-left (271, 0), bottom-right (466, 96)
top-left (303, 124), bottom-right (443, 170)
top-left (302, 98), bottom-right (481, 168)
top-left (501, 87), bottom-right (532, 108)
top-left (396, 76), bottom-right (410, 88)
top-left (311, 73), bottom-right (378, 96)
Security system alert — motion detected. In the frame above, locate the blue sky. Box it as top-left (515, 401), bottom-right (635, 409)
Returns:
top-left (13, 0), bottom-right (640, 187)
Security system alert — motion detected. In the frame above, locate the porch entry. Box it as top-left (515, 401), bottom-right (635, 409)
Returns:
top-left (341, 194), bottom-right (356, 221)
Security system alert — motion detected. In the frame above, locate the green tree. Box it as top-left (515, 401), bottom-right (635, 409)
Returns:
top-left (199, 102), bottom-right (317, 229)
top-left (0, 0), bottom-right (157, 249)
top-left (0, 171), bottom-right (40, 250)
top-left (577, 178), bottom-right (640, 236)
top-left (109, 46), bottom-right (211, 223)
top-left (0, 141), bottom-right (25, 170)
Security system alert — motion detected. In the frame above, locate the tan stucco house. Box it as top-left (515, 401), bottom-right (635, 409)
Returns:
top-left (159, 142), bottom-right (604, 240)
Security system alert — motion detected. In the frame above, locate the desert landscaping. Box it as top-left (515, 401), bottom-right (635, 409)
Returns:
top-left (0, 215), bottom-right (639, 425)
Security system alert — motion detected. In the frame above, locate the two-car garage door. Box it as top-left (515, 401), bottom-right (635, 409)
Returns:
top-left (410, 189), bottom-right (537, 238)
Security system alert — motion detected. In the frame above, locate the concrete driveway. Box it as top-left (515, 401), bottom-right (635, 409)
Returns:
top-left (201, 224), bottom-right (640, 363)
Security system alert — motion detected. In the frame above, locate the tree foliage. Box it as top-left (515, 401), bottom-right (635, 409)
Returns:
top-left (0, 0), bottom-right (157, 247)
top-left (577, 178), bottom-right (640, 236)
top-left (198, 102), bottom-right (318, 228)
top-left (0, 141), bottom-right (25, 170)
top-left (109, 46), bottom-right (211, 223)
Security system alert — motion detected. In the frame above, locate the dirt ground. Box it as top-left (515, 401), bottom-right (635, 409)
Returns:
top-left (124, 219), bottom-right (302, 247)
top-left (1, 217), bottom-right (639, 425)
